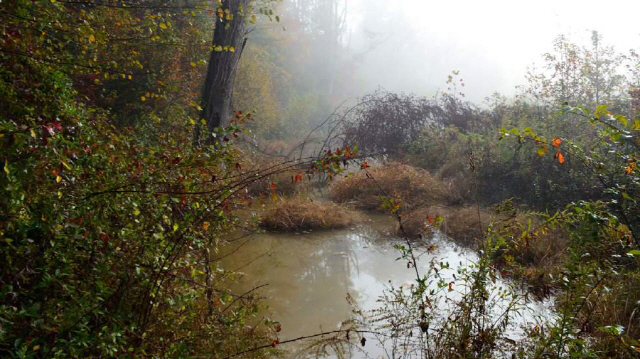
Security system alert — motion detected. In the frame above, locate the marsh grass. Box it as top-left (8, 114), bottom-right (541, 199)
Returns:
top-left (399, 206), bottom-right (492, 245)
top-left (330, 162), bottom-right (461, 210)
top-left (260, 198), bottom-right (362, 231)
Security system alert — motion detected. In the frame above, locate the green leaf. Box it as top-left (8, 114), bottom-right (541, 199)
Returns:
top-left (615, 115), bottom-right (628, 127)
top-left (594, 104), bottom-right (609, 119)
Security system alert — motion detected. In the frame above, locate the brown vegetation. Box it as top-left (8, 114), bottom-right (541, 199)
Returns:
top-left (398, 206), bottom-right (492, 245)
top-left (241, 155), bottom-right (312, 197)
top-left (260, 198), bottom-right (362, 231)
top-left (400, 204), bottom-right (567, 297)
top-left (489, 212), bottom-right (568, 297)
top-left (330, 162), bottom-right (461, 210)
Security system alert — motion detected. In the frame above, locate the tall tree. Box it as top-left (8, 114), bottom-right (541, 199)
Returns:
top-left (197, 0), bottom-right (251, 144)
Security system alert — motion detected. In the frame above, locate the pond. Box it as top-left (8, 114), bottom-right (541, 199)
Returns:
top-left (221, 212), bottom-right (554, 358)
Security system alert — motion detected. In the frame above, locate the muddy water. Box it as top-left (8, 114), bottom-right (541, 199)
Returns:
top-left (220, 213), bottom-right (553, 357)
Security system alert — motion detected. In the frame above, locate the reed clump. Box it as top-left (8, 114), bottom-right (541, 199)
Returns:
top-left (330, 162), bottom-right (460, 210)
top-left (398, 206), bottom-right (492, 245)
top-left (260, 198), bottom-right (361, 231)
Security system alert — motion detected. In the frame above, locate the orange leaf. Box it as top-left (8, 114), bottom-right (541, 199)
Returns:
top-left (555, 152), bottom-right (565, 164)
top-left (551, 138), bottom-right (562, 148)
top-left (294, 172), bottom-right (303, 183)
top-left (202, 221), bottom-right (210, 230)
top-left (360, 162), bottom-right (369, 169)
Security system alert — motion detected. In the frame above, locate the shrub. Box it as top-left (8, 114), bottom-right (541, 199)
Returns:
top-left (340, 90), bottom-right (442, 156)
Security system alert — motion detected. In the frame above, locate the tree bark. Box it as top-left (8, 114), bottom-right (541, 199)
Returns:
top-left (195, 0), bottom-right (249, 145)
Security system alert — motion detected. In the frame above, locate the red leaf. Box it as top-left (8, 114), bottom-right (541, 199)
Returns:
top-left (360, 162), bottom-right (369, 169)
top-left (270, 182), bottom-right (277, 191)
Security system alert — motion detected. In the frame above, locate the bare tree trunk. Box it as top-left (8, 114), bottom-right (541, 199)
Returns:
top-left (195, 0), bottom-right (249, 145)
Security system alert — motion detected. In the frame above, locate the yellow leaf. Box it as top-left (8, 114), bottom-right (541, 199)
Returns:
top-left (33, 345), bottom-right (40, 351)
top-left (229, 46), bottom-right (235, 53)
top-left (62, 161), bottom-right (71, 170)
top-left (159, 23), bottom-right (167, 30)
top-left (133, 209), bottom-right (140, 216)
top-left (173, 223), bottom-right (179, 231)
top-left (3, 159), bottom-right (9, 175)
top-left (141, 96), bottom-right (146, 101)
top-left (190, 62), bottom-right (197, 67)
top-left (88, 34), bottom-right (95, 43)
top-left (56, 175), bottom-right (62, 183)
top-left (203, 221), bottom-right (211, 230)
top-left (57, 191), bottom-right (62, 199)
top-left (189, 118), bottom-right (196, 125)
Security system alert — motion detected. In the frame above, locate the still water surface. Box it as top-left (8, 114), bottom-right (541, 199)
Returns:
top-left (221, 213), bottom-right (554, 357)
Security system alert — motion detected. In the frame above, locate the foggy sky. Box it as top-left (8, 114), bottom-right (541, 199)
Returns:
top-left (344, 0), bottom-right (640, 103)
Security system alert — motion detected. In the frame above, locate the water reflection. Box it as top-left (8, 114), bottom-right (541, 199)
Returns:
top-left (220, 213), bottom-right (554, 357)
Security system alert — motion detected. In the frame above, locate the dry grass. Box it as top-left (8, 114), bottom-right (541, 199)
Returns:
top-left (260, 198), bottom-right (362, 231)
top-left (578, 272), bottom-right (640, 357)
top-left (246, 169), bottom-right (309, 197)
top-left (330, 162), bottom-right (461, 211)
top-left (398, 206), bottom-right (492, 245)
top-left (489, 212), bottom-right (568, 297)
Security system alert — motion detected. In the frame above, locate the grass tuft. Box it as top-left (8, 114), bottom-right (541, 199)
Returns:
top-left (330, 162), bottom-right (461, 210)
top-left (399, 206), bottom-right (492, 245)
top-left (260, 198), bottom-right (362, 231)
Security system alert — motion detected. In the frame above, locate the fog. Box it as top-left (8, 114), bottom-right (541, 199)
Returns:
top-left (340, 0), bottom-right (640, 103)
